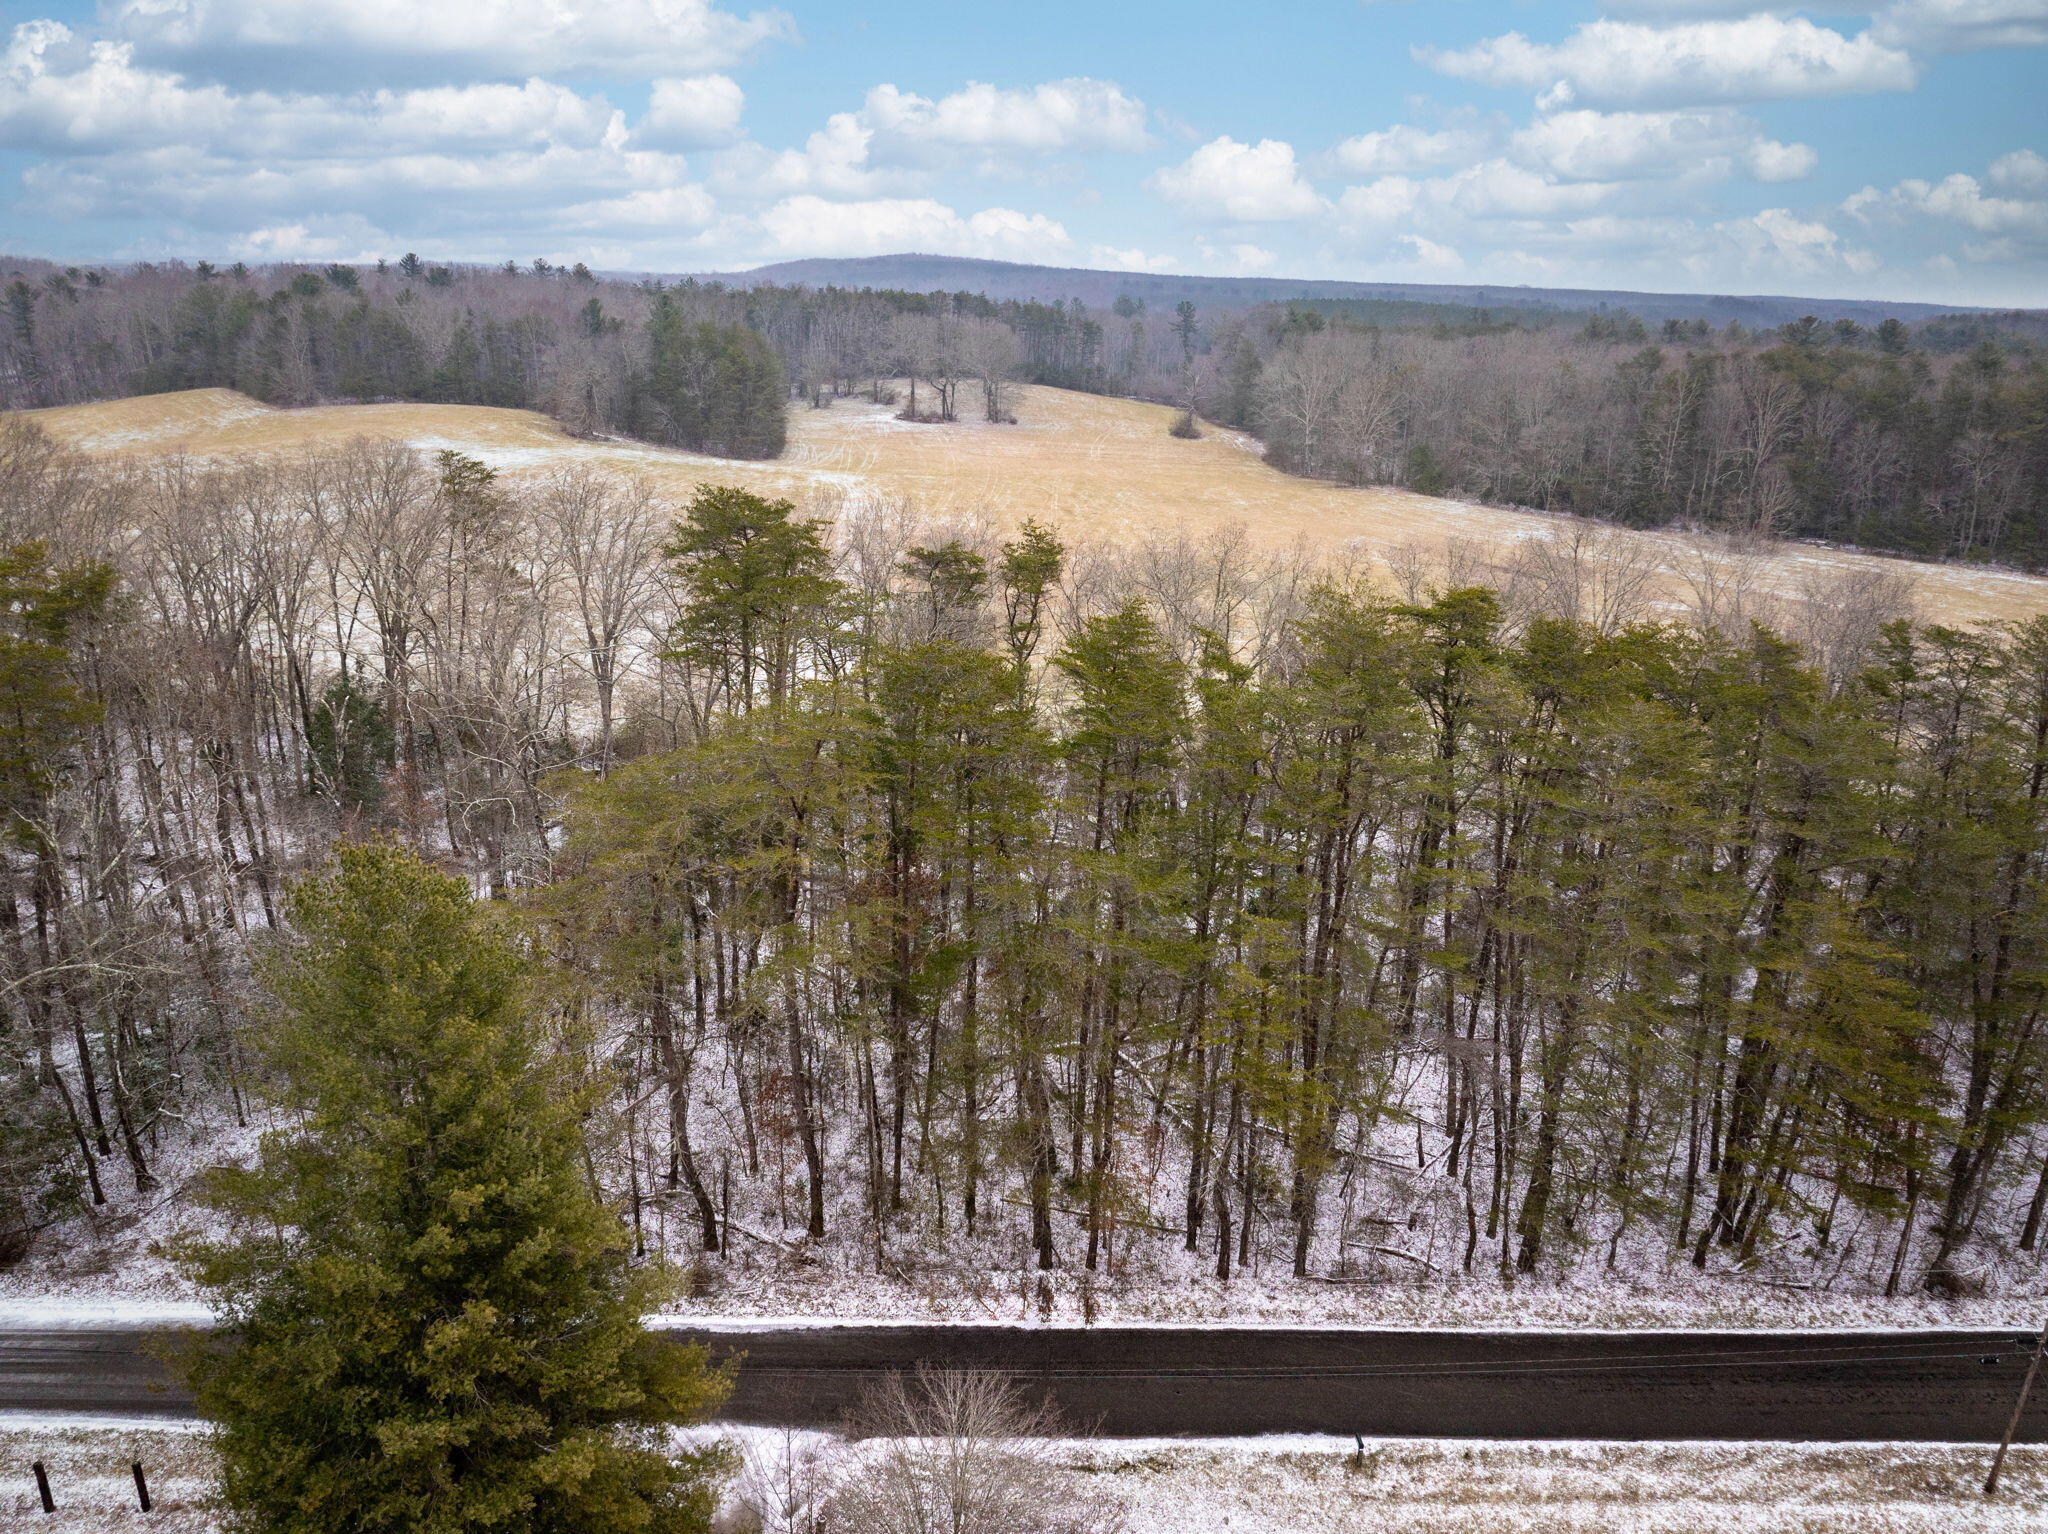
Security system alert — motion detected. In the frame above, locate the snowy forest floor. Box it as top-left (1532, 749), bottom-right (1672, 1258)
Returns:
top-left (6, 1420), bottom-right (2048, 1533)
top-left (4, 1105), bottom-right (2048, 1335)
top-left (3, 1111), bottom-right (2045, 1333)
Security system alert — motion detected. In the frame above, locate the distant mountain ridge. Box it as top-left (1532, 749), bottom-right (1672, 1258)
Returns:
top-left (687, 252), bottom-right (2011, 327)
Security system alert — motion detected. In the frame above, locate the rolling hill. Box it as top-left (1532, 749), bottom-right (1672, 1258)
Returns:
top-left (686, 253), bottom-right (2008, 327)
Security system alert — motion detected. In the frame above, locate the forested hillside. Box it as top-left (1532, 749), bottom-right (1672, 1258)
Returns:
top-left (710, 253), bottom-right (1995, 327)
top-left (5, 255), bottom-right (2045, 569)
top-left (1, 258), bottom-right (786, 458)
top-left (3, 424), bottom-right (2046, 1311)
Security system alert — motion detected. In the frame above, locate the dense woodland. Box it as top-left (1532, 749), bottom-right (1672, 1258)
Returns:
top-left (3, 420), bottom-right (2047, 1305)
top-left (4, 256), bottom-right (2045, 566)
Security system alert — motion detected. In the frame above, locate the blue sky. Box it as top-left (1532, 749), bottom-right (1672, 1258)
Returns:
top-left (2, 1), bottom-right (2043, 303)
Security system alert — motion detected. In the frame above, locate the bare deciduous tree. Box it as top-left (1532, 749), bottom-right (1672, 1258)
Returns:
top-left (826, 1370), bottom-right (1123, 1534)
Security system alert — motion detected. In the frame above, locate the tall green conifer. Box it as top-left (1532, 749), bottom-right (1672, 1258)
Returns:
top-left (180, 843), bottom-right (730, 1534)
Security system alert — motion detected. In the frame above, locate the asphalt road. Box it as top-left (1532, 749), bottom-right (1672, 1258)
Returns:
top-left (3, 1325), bottom-right (2044, 1440)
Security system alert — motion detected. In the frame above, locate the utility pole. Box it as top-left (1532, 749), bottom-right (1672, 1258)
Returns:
top-left (1985, 1316), bottom-right (2048, 1495)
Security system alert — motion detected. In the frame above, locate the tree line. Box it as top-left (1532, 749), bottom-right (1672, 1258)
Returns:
top-left (2, 257), bottom-right (785, 459)
top-left (1227, 306), bottom-right (2048, 570)
top-left (3, 421), bottom-right (2045, 1304)
top-left (7, 255), bottom-right (2045, 564)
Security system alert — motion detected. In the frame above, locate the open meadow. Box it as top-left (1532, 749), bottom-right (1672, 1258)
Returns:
top-left (26, 384), bottom-right (2048, 632)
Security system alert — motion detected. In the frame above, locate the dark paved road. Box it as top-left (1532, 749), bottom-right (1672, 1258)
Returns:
top-left (4, 1326), bottom-right (2043, 1440)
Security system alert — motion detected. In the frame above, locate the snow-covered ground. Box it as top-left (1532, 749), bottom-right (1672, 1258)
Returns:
top-left (6, 1420), bottom-right (2045, 1533)
top-left (6, 1106), bottom-right (2045, 1333)
top-left (11, 1196), bottom-right (2046, 1334)
top-left (0, 1111), bottom-right (266, 1320)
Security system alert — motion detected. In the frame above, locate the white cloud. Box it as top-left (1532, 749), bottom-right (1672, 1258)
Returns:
top-left (25, 141), bottom-right (699, 230)
top-left (1090, 244), bottom-right (1179, 271)
top-left (1336, 177), bottom-right (1422, 231)
top-left (3, 27), bottom-right (1116, 276)
top-left (756, 195), bottom-right (1070, 260)
top-left (1989, 149), bottom-right (2048, 194)
top-left (1449, 159), bottom-right (1619, 216)
top-left (1150, 136), bottom-right (1326, 222)
top-left (717, 111), bottom-right (881, 196)
top-left (229, 213), bottom-right (393, 263)
top-left (1424, 16), bottom-right (1918, 107)
top-left (1601, 0), bottom-right (1779, 13)
top-left (1845, 169), bottom-right (2048, 237)
top-left (862, 78), bottom-right (1149, 153)
top-left (103, 0), bottom-right (795, 85)
top-left (636, 75), bottom-right (743, 149)
top-left (1509, 108), bottom-right (1813, 183)
top-left (564, 184), bottom-right (719, 228)
top-left (0, 25), bottom-right (618, 157)
top-left (1393, 233), bottom-right (1464, 272)
top-left (1328, 123), bottom-right (1494, 176)
top-left (707, 75), bottom-right (1149, 201)
top-left (1321, 157), bottom-right (1920, 297)
top-left (3, 25), bottom-right (234, 152)
top-left (1334, 160), bottom-right (1618, 252)
top-left (1746, 138), bottom-right (1819, 183)
top-left (1706, 207), bottom-right (1881, 277)
top-left (1874, 0), bottom-right (2048, 52)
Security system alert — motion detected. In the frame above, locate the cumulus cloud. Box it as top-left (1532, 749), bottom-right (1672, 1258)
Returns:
top-left (707, 75), bottom-right (1148, 200)
top-left (713, 111), bottom-right (880, 197)
top-left (563, 184), bottom-right (720, 229)
top-left (1706, 207), bottom-right (1881, 278)
top-left (1392, 233), bottom-right (1465, 273)
top-left (756, 194), bottom-right (1070, 260)
top-left (862, 78), bottom-right (1149, 153)
top-left (636, 75), bottom-right (744, 149)
top-left (1746, 138), bottom-right (1820, 183)
top-left (1845, 166), bottom-right (2048, 241)
top-left (1335, 176), bottom-right (1423, 231)
top-left (1328, 122), bottom-right (1495, 176)
top-left (1339, 160), bottom-right (1619, 235)
top-left (102, 0), bottom-right (795, 86)
top-left (4, 23), bottom-right (236, 153)
top-left (1989, 148), bottom-right (2048, 193)
top-left (1424, 16), bottom-right (1919, 107)
top-left (1874, 0), bottom-right (2048, 52)
top-left (1, 23), bottom-right (713, 251)
top-left (229, 213), bottom-right (394, 263)
top-left (3, 26), bottom-right (1123, 276)
top-left (25, 141), bottom-right (699, 230)
top-left (1509, 108), bottom-right (1814, 183)
top-left (1090, 244), bottom-right (1179, 271)
top-left (0, 24), bottom-right (619, 157)
top-left (1150, 136), bottom-right (1326, 222)
top-left (1600, 0), bottom-right (1778, 13)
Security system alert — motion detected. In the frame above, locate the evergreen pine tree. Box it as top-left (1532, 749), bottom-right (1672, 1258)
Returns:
top-left (179, 843), bottom-right (731, 1534)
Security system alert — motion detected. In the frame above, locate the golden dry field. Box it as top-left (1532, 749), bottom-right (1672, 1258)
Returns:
top-left (24, 384), bottom-right (2048, 628)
